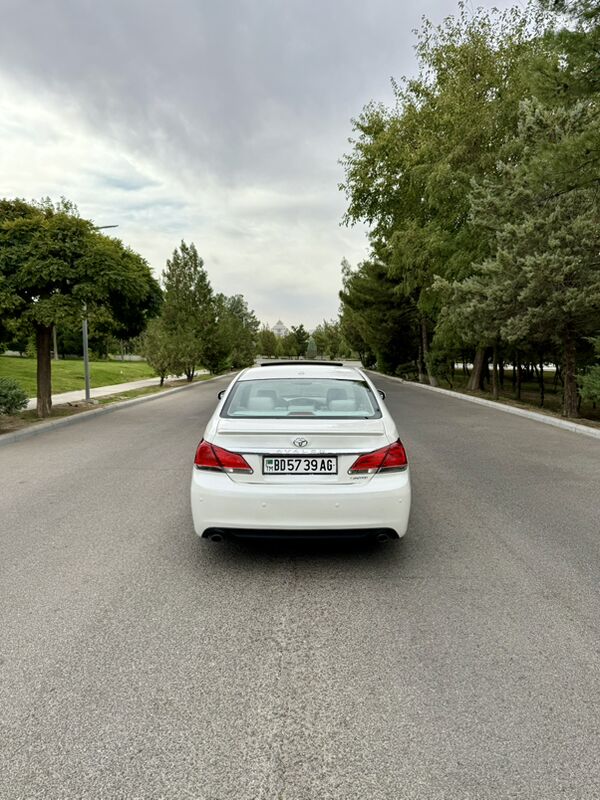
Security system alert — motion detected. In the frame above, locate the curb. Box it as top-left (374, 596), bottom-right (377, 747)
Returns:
top-left (0, 374), bottom-right (230, 447)
top-left (369, 371), bottom-right (600, 441)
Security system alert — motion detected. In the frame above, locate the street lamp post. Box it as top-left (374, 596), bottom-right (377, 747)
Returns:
top-left (82, 224), bottom-right (118, 401)
top-left (82, 304), bottom-right (91, 400)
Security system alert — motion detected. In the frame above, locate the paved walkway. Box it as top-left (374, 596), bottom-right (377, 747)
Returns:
top-left (26, 374), bottom-right (206, 411)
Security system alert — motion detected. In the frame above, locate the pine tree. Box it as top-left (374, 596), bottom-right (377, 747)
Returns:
top-left (161, 241), bottom-right (213, 381)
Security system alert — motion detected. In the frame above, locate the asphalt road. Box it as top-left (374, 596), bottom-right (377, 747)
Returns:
top-left (1, 374), bottom-right (599, 800)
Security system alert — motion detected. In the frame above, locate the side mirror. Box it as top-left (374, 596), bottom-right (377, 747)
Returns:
top-left (378, 389), bottom-right (386, 400)
top-left (217, 389), bottom-right (226, 400)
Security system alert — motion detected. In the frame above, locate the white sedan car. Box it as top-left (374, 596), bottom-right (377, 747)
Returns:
top-left (190, 362), bottom-right (411, 542)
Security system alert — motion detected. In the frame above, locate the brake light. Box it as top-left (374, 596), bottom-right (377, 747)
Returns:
top-left (348, 440), bottom-right (408, 474)
top-left (194, 440), bottom-right (253, 473)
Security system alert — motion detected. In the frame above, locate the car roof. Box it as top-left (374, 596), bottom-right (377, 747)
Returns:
top-left (238, 364), bottom-right (365, 382)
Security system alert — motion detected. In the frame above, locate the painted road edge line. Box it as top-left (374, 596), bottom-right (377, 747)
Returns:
top-left (0, 374), bottom-right (231, 447)
top-left (369, 370), bottom-right (600, 441)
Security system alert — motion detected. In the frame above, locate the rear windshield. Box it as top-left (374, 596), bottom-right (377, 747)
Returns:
top-left (221, 378), bottom-right (382, 418)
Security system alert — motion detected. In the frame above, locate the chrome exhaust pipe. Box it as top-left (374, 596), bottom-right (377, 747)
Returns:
top-left (208, 531), bottom-right (224, 542)
top-left (376, 532), bottom-right (390, 543)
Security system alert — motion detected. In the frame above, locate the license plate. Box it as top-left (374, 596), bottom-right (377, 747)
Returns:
top-left (263, 456), bottom-right (338, 475)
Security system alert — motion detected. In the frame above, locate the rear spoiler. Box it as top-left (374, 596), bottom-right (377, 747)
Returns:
top-left (259, 361), bottom-right (344, 367)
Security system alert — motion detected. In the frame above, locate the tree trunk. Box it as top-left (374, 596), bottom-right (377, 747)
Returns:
top-left (516, 360), bottom-right (523, 401)
top-left (562, 333), bottom-right (579, 418)
top-left (467, 348), bottom-right (486, 392)
top-left (491, 343), bottom-right (499, 401)
top-left (417, 341), bottom-right (425, 384)
top-left (160, 374), bottom-right (165, 386)
top-left (511, 351), bottom-right (517, 391)
top-left (499, 355), bottom-right (504, 390)
top-left (52, 325), bottom-right (59, 361)
top-left (554, 364), bottom-right (561, 388)
top-left (421, 318), bottom-right (438, 387)
top-left (36, 324), bottom-right (53, 418)
top-left (538, 354), bottom-right (545, 408)
top-left (482, 355), bottom-right (490, 390)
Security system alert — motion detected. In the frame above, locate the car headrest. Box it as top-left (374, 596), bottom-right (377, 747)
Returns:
top-left (246, 395), bottom-right (275, 411)
top-left (328, 399), bottom-right (357, 412)
top-left (326, 387), bottom-right (347, 402)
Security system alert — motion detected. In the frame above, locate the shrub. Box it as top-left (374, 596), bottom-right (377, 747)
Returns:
top-left (0, 377), bottom-right (29, 415)
top-left (580, 367), bottom-right (600, 404)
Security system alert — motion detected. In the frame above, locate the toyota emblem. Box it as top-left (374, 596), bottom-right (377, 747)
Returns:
top-left (292, 437), bottom-right (308, 448)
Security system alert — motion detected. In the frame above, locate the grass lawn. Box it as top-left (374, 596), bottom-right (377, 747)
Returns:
top-left (426, 368), bottom-right (600, 425)
top-left (0, 373), bottom-right (214, 435)
top-left (0, 356), bottom-right (156, 396)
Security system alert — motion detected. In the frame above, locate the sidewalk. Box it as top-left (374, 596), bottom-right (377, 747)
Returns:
top-left (25, 373), bottom-right (207, 410)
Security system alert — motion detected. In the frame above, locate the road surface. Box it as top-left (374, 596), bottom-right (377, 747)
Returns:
top-left (1, 373), bottom-right (599, 799)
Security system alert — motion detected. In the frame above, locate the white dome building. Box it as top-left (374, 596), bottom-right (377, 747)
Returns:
top-left (272, 320), bottom-right (290, 338)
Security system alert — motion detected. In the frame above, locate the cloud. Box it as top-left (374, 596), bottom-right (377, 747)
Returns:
top-left (0, 0), bottom-right (516, 326)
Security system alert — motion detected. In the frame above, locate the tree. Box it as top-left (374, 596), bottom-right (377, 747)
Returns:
top-left (340, 5), bottom-right (553, 387)
top-left (580, 338), bottom-right (600, 404)
top-left (306, 337), bottom-right (317, 359)
top-left (141, 317), bottom-right (174, 385)
top-left (223, 294), bottom-right (259, 369)
top-left (290, 324), bottom-right (309, 357)
top-left (313, 320), bottom-right (344, 360)
top-left (161, 241), bottom-right (212, 381)
top-left (340, 258), bottom-right (418, 374)
top-left (201, 294), bottom-right (233, 374)
top-left (448, 98), bottom-right (600, 416)
top-left (257, 326), bottom-right (278, 358)
top-left (280, 332), bottom-right (298, 358)
top-left (0, 198), bottom-right (161, 416)
top-left (339, 302), bottom-right (374, 367)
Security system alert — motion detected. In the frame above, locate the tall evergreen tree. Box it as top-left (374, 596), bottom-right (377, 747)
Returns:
top-left (161, 241), bottom-right (213, 381)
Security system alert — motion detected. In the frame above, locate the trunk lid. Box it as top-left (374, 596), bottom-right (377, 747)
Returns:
top-left (213, 418), bottom-right (390, 485)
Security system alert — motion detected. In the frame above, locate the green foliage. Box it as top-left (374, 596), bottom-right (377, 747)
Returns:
top-left (144, 242), bottom-right (259, 377)
top-left (312, 320), bottom-right (344, 360)
top-left (0, 197), bottom-right (161, 414)
top-left (0, 198), bottom-right (160, 336)
top-left (223, 294), bottom-right (259, 369)
top-left (340, 259), bottom-right (418, 373)
top-left (306, 337), bottom-right (317, 359)
top-left (0, 376), bottom-right (28, 415)
top-left (338, 2), bottom-right (600, 416)
top-left (257, 327), bottom-right (278, 357)
top-left (161, 241), bottom-right (212, 380)
top-left (580, 338), bottom-right (600, 402)
top-left (279, 332), bottom-right (298, 358)
top-left (290, 325), bottom-right (309, 357)
top-left (140, 318), bottom-right (174, 383)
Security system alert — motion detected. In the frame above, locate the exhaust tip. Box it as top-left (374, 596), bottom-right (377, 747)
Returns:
top-left (376, 532), bottom-right (390, 543)
top-left (208, 531), bottom-right (224, 542)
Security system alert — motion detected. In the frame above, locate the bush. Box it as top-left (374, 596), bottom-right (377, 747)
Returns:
top-left (0, 377), bottom-right (29, 415)
top-left (580, 366), bottom-right (600, 404)
top-left (580, 338), bottom-right (600, 404)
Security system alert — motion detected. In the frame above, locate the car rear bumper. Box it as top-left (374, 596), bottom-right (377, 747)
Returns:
top-left (190, 468), bottom-right (411, 537)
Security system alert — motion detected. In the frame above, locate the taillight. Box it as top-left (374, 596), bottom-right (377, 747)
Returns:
top-left (194, 440), bottom-right (253, 473)
top-left (348, 440), bottom-right (408, 474)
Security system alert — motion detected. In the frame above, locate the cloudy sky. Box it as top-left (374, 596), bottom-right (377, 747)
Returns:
top-left (0, 0), bottom-right (515, 328)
